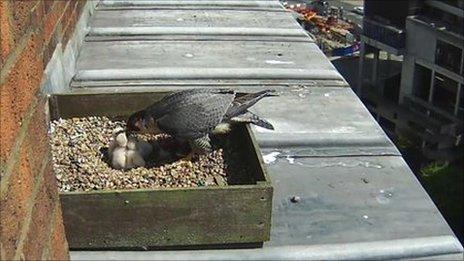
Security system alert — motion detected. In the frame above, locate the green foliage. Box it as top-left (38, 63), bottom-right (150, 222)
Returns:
top-left (420, 162), bottom-right (463, 242)
top-left (420, 162), bottom-right (450, 177)
top-left (395, 135), bottom-right (414, 150)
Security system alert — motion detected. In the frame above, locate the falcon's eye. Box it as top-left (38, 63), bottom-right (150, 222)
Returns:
top-left (127, 114), bottom-right (142, 132)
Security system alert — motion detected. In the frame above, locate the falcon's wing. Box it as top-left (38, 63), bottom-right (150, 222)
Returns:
top-left (145, 88), bottom-right (234, 118)
top-left (156, 91), bottom-right (235, 139)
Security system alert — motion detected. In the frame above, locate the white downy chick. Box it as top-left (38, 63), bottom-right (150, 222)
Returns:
top-left (116, 132), bottom-right (128, 147)
top-left (111, 147), bottom-right (127, 170)
top-left (108, 127), bottom-right (127, 159)
top-left (108, 128), bottom-right (153, 170)
top-left (108, 128), bottom-right (129, 170)
top-left (125, 137), bottom-right (146, 169)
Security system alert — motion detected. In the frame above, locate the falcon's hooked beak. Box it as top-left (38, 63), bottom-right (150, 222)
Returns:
top-left (127, 111), bottom-right (161, 135)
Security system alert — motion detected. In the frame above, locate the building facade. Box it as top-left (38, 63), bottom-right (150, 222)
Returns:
top-left (359, 0), bottom-right (463, 162)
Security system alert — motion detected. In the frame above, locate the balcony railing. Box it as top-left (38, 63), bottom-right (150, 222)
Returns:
top-left (363, 18), bottom-right (406, 50)
top-left (361, 88), bottom-right (463, 160)
top-left (403, 95), bottom-right (463, 135)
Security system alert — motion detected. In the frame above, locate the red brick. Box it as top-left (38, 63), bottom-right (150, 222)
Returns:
top-left (0, 143), bottom-right (34, 260)
top-left (43, 161), bottom-right (59, 203)
top-left (63, 1), bottom-right (75, 22)
top-left (49, 206), bottom-right (69, 261)
top-left (0, 83), bottom-right (19, 165)
top-left (9, 0), bottom-right (37, 43)
top-left (31, 1), bottom-right (45, 31)
top-left (0, 33), bottom-right (44, 162)
top-left (57, 1), bottom-right (72, 40)
top-left (25, 96), bottom-right (50, 172)
top-left (0, 1), bottom-right (13, 66)
top-left (43, 0), bottom-right (55, 14)
top-left (62, 4), bottom-right (79, 47)
top-left (77, 0), bottom-right (87, 12)
top-left (23, 163), bottom-right (57, 260)
top-left (42, 27), bottom-right (60, 67)
top-left (43, 1), bottom-right (64, 44)
top-left (55, 1), bottom-right (67, 14)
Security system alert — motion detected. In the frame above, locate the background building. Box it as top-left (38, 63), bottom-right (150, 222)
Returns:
top-left (359, 0), bottom-right (463, 163)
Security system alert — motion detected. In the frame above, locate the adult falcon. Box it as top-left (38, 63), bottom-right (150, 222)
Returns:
top-left (127, 88), bottom-right (274, 158)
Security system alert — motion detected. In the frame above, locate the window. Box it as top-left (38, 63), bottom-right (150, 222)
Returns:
top-left (413, 64), bottom-right (432, 101)
top-left (432, 73), bottom-right (459, 114)
top-left (384, 73), bottom-right (401, 104)
top-left (459, 84), bottom-right (464, 118)
top-left (435, 40), bottom-right (462, 74)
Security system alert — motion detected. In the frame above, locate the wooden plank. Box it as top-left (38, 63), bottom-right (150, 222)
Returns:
top-left (245, 124), bottom-right (271, 184)
top-left (60, 185), bottom-right (272, 248)
top-left (50, 92), bottom-right (167, 120)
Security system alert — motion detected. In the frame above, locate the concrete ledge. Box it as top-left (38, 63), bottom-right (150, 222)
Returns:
top-left (41, 1), bottom-right (98, 94)
top-left (71, 235), bottom-right (463, 260)
top-left (74, 68), bottom-right (343, 82)
top-left (99, 0), bottom-right (282, 8)
top-left (88, 27), bottom-right (309, 37)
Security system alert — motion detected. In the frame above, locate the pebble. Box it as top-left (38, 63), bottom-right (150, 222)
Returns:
top-left (50, 116), bottom-right (229, 192)
top-left (290, 196), bottom-right (301, 203)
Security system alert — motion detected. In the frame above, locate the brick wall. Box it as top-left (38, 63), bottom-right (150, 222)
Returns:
top-left (1, 1), bottom-right (88, 260)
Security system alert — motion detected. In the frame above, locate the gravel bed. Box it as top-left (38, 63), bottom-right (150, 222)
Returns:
top-left (50, 116), bottom-right (229, 192)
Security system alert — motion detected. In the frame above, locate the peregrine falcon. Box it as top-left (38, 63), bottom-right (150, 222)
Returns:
top-left (126, 88), bottom-right (274, 157)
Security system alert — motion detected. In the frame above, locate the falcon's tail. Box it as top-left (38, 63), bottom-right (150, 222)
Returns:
top-left (226, 89), bottom-right (276, 118)
top-left (231, 111), bottom-right (274, 130)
